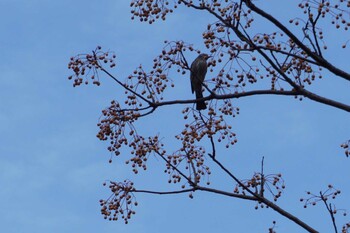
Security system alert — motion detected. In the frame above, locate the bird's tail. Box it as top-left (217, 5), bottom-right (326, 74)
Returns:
top-left (195, 90), bottom-right (206, 110)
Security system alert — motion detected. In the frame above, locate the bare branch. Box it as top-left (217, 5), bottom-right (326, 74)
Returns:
top-left (320, 192), bottom-right (339, 233)
top-left (243, 0), bottom-right (350, 82)
top-left (152, 89), bottom-right (350, 113)
top-left (208, 152), bottom-right (319, 233)
top-left (133, 188), bottom-right (195, 195)
top-left (196, 185), bottom-right (257, 201)
top-left (99, 67), bottom-right (153, 105)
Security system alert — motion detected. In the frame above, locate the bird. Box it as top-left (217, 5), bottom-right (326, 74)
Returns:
top-left (190, 53), bottom-right (210, 110)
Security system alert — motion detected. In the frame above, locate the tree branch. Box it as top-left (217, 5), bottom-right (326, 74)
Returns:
top-left (99, 66), bottom-right (153, 105)
top-left (243, 0), bottom-right (350, 82)
top-left (320, 192), bottom-right (338, 233)
top-left (308, 6), bottom-right (323, 56)
top-left (208, 153), bottom-right (319, 233)
top-left (152, 89), bottom-right (350, 113)
top-left (298, 88), bottom-right (350, 112)
top-left (256, 46), bottom-right (319, 66)
top-left (195, 185), bottom-right (257, 201)
top-left (179, 0), bottom-right (350, 113)
top-left (133, 188), bottom-right (195, 195)
top-left (134, 186), bottom-right (258, 201)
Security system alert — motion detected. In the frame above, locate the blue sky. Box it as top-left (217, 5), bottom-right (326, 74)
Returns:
top-left (1, 1), bottom-right (349, 232)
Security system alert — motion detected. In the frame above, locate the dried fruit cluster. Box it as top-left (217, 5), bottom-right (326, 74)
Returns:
top-left (299, 185), bottom-right (350, 231)
top-left (100, 180), bottom-right (137, 223)
top-left (153, 40), bottom-right (201, 76)
top-left (165, 146), bottom-right (211, 186)
top-left (341, 140), bottom-right (350, 157)
top-left (68, 46), bottom-right (116, 87)
top-left (300, 185), bottom-right (343, 210)
top-left (130, 0), bottom-right (175, 23)
top-left (125, 63), bottom-right (174, 104)
top-left (298, 0), bottom-right (350, 31)
top-left (342, 222), bottom-right (350, 233)
top-left (204, 23), bottom-right (325, 91)
top-left (234, 173), bottom-right (285, 204)
top-left (97, 100), bottom-right (166, 172)
top-left (179, 108), bottom-right (237, 148)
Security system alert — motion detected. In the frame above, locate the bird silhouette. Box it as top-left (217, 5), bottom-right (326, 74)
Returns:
top-left (190, 54), bottom-right (210, 110)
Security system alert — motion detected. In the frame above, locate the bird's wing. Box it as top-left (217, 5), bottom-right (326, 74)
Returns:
top-left (197, 59), bottom-right (208, 80)
top-left (190, 61), bottom-right (196, 94)
top-left (190, 71), bottom-right (195, 93)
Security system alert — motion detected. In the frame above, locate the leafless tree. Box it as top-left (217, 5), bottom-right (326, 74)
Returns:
top-left (68, 1), bottom-right (350, 232)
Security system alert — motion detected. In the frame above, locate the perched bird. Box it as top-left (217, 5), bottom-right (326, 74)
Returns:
top-left (190, 53), bottom-right (210, 110)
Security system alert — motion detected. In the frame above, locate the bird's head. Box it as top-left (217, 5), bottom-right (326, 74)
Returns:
top-left (199, 53), bottom-right (211, 60)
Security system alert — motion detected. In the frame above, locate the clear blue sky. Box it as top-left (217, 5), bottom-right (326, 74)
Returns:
top-left (1, 1), bottom-right (349, 232)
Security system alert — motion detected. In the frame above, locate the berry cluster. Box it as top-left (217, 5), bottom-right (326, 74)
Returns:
top-left (298, 0), bottom-right (350, 31)
top-left (67, 46), bottom-right (116, 87)
top-left (165, 145), bottom-right (211, 186)
top-left (100, 180), bottom-right (137, 223)
top-left (234, 173), bottom-right (285, 206)
top-left (97, 100), bottom-right (166, 172)
top-left (125, 62), bottom-right (173, 104)
top-left (179, 108), bottom-right (237, 149)
top-left (300, 185), bottom-right (344, 212)
top-left (130, 0), bottom-right (175, 23)
top-left (341, 140), bottom-right (350, 157)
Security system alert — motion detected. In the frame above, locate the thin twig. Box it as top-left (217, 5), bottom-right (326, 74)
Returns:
top-left (243, 0), bottom-right (350, 81)
top-left (133, 188), bottom-right (195, 195)
top-left (320, 192), bottom-right (338, 233)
